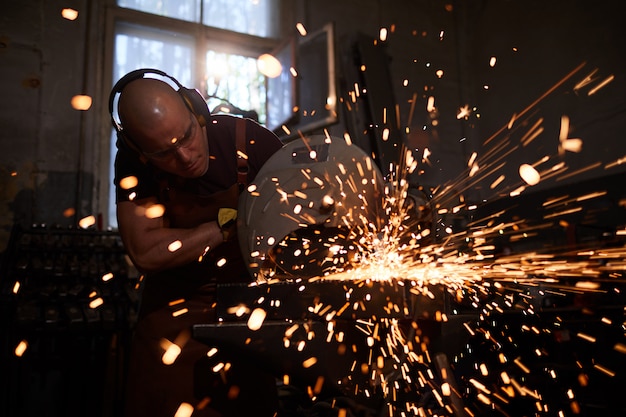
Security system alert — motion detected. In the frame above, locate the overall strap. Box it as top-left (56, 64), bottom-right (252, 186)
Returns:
top-left (235, 117), bottom-right (249, 186)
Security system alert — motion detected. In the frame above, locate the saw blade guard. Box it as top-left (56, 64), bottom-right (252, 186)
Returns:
top-left (238, 135), bottom-right (386, 281)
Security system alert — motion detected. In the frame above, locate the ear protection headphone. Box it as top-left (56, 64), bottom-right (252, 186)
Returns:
top-left (108, 68), bottom-right (211, 154)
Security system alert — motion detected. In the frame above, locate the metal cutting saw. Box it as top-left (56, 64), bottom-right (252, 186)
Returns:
top-left (196, 135), bottom-right (449, 414)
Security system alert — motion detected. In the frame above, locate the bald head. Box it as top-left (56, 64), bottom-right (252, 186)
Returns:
top-left (116, 77), bottom-right (210, 178)
top-left (118, 78), bottom-right (189, 145)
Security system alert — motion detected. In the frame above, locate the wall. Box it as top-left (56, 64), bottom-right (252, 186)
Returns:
top-left (296, 0), bottom-right (626, 204)
top-left (0, 0), bottom-right (103, 251)
top-left (463, 0), bottom-right (626, 202)
top-left (0, 0), bottom-right (625, 251)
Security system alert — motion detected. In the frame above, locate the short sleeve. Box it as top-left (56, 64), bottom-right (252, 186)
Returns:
top-left (113, 146), bottom-right (159, 203)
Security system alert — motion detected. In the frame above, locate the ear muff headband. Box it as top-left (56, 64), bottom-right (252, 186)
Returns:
top-left (108, 68), bottom-right (211, 153)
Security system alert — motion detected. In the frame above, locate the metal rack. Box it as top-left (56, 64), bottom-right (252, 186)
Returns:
top-left (0, 224), bottom-right (139, 417)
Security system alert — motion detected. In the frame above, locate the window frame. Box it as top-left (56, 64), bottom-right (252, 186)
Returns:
top-left (98, 1), bottom-right (286, 230)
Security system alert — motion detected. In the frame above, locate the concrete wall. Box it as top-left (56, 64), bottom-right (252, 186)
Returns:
top-left (296, 0), bottom-right (626, 204)
top-left (0, 0), bottom-right (102, 250)
top-left (1, 0), bottom-right (625, 251)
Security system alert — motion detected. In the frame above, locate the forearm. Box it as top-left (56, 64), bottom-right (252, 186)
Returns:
top-left (126, 220), bottom-right (224, 273)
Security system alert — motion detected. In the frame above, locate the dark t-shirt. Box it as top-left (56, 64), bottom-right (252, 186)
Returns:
top-left (113, 114), bottom-right (283, 315)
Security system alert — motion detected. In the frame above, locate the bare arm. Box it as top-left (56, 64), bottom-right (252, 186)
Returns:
top-left (117, 198), bottom-right (224, 273)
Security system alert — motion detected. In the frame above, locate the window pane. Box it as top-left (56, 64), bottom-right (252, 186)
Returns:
top-left (205, 51), bottom-right (267, 125)
top-left (202, 0), bottom-right (278, 37)
top-left (109, 23), bottom-right (196, 228)
top-left (117, 0), bottom-right (200, 22)
top-left (113, 22), bottom-right (194, 87)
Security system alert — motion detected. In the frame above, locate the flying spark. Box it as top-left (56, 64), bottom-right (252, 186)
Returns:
top-left (218, 56), bottom-right (626, 416)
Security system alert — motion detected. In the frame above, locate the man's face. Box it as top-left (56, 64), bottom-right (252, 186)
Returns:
top-left (135, 109), bottom-right (210, 179)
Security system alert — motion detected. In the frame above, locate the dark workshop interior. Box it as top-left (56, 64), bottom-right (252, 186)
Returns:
top-left (1, 1), bottom-right (626, 416)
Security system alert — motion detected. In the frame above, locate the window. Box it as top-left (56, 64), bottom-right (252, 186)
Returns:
top-left (117, 0), bottom-right (278, 37)
top-left (202, 0), bottom-right (277, 37)
top-left (113, 23), bottom-right (195, 89)
top-left (118, 0), bottom-right (200, 22)
top-left (205, 51), bottom-right (267, 123)
top-left (106, 0), bottom-right (281, 228)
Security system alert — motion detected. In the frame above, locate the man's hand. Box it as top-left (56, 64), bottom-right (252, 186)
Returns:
top-left (218, 208), bottom-right (237, 242)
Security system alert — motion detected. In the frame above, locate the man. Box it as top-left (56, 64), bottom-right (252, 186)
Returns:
top-left (110, 70), bottom-right (283, 417)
